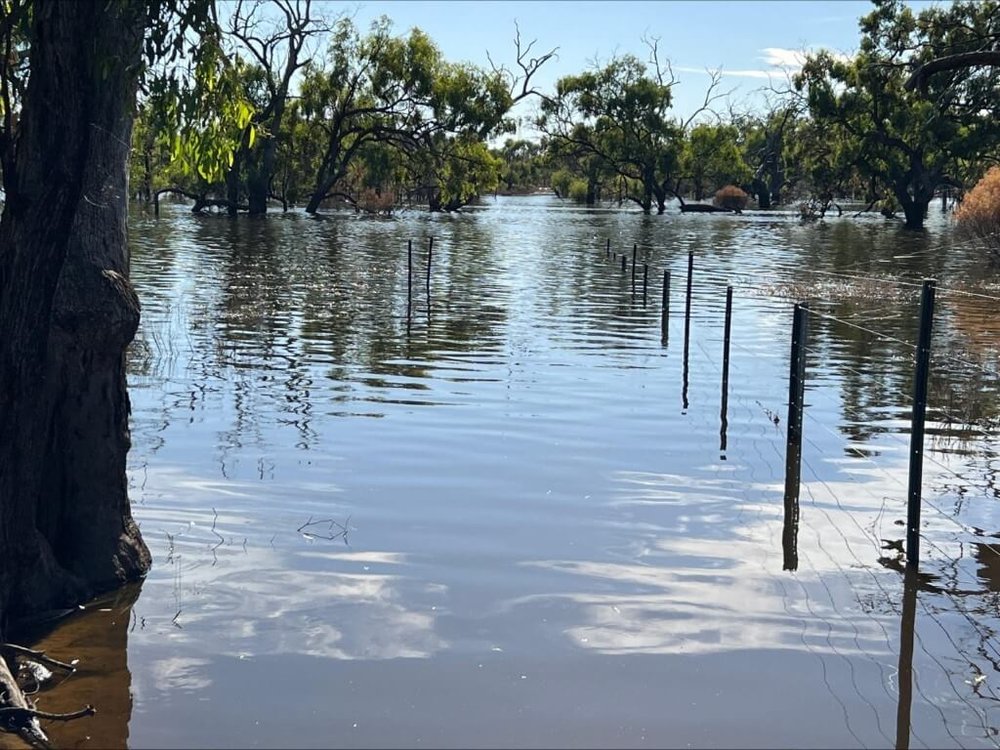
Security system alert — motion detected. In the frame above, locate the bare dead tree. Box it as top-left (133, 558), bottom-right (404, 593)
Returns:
top-left (485, 22), bottom-right (559, 107)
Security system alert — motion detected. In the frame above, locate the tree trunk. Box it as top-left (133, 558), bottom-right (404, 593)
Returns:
top-left (753, 178), bottom-right (772, 210)
top-left (899, 194), bottom-right (929, 230)
top-left (0, 0), bottom-right (150, 631)
top-left (247, 171), bottom-right (269, 215)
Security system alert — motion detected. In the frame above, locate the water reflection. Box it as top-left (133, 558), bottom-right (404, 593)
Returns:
top-left (26, 199), bottom-right (1000, 747)
top-left (9, 586), bottom-right (141, 750)
top-left (895, 567), bottom-right (918, 750)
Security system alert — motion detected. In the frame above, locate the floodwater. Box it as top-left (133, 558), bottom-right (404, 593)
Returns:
top-left (14, 196), bottom-right (1000, 748)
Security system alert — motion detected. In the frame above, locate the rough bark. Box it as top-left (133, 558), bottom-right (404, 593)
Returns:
top-left (0, 0), bottom-right (150, 633)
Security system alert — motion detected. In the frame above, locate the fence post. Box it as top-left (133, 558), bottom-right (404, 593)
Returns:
top-left (720, 285), bottom-right (733, 453)
top-left (906, 279), bottom-right (936, 570)
top-left (661, 270), bottom-right (670, 344)
top-left (681, 253), bottom-right (694, 411)
top-left (683, 252), bottom-right (694, 352)
top-left (642, 264), bottom-right (648, 306)
top-left (407, 239), bottom-right (413, 313)
top-left (782, 302), bottom-right (809, 571)
top-left (426, 237), bottom-right (433, 300)
top-left (631, 243), bottom-right (638, 293)
top-left (621, 254), bottom-right (627, 272)
top-left (606, 237), bottom-right (611, 258)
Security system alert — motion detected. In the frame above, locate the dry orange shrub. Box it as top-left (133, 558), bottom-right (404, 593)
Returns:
top-left (955, 166), bottom-right (1000, 257)
top-left (713, 184), bottom-right (749, 211)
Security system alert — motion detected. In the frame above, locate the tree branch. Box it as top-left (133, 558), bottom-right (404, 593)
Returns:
top-left (905, 50), bottom-right (1000, 92)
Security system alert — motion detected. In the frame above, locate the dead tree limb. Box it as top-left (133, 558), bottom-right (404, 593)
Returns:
top-left (0, 652), bottom-right (49, 748)
top-left (0, 705), bottom-right (95, 722)
top-left (0, 644), bottom-right (76, 673)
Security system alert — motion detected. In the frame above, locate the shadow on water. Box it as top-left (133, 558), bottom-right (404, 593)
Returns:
top-left (2, 585), bottom-right (141, 750)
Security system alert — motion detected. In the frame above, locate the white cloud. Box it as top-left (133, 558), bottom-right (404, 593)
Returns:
top-left (674, 66), bottom-right (784, 80)
top-left (674, 65), bottom-right (784, 81)
top-left (759, 47), bottom-right (808, 69)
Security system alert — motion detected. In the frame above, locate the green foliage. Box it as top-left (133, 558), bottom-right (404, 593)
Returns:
top-left (495, 138), bottom-right (549, 192)
top-left (142, 31), bottom-right (256, 188)
top-left (795, 0), bottom-right (1000, 228)
top-left (295, 15), bottom-right (519, 211)
top-left (681, 124), bottom-right (751, 200)
top-left (539, 53), bottom-right (682, 213)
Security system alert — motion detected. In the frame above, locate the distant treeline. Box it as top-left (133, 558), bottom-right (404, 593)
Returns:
top-left (129, 0), bottom-right (999, 230)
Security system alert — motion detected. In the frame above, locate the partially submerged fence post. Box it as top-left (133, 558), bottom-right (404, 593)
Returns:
top-left (406, 240), bottom-right (413, 317)
top-left (894, 566), bottom-right (918, 750)
top-left (426, 237), bottom-right (433, 300)
top-left (683, 252), bottom-right (694, 355)
top-left (661, 270), bottom-right (670, 345)
top-left (606, 238), bottom-right (611, 258)
top-left (906, 279), bottom-right (936, 570)
top-left (682, 253), bottom-right (694, 411)
top-left (782, 302), bottom-right (809, 571)
top-left (720, 285), bottom-right (733, 454)
top-left (631, 243), bottom-right (638, 294)
top-left (621, 254), bottom-right (627, 272)
top-left (642, 264), bottom-right (648, 306)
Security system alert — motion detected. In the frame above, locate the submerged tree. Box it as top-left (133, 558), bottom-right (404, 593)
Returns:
top-left (680, 122), bottom-right (750, 202)
top-left (796, 0), bottom-right (1000, 229)
top-left (224, 0), bottom-right (333, 214)
top-left (297, 17), bottom-right (551, 213)
top-left (538, 51), bottom-right (681, 213)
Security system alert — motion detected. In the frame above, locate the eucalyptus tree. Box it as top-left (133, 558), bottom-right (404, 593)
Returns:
top-left (496, 138), bottom-right (548, 192)
top-left (0, 0), bottom-right (216, 740)
top-left (223, 0), bottom-right (333, 214)
top-left (299, 17), bottom-right (552, 213)
top-left (733, 101), bottom-right (800, 209)
top-left (680, 122), bottom-right (751, 201)
top-left (538, 53), bottom-right (681, 213)
top-left (137, 28), bottom-right (256, 212)
top-left (795, 0), bottom-right (1000, 229)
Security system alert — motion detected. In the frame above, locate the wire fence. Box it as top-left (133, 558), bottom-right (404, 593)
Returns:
top-left (596, 238), bottom-right (1000, 747)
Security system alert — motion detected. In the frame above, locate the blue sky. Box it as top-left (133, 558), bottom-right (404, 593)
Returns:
top-left (344, 0), bottom-right (940, 131)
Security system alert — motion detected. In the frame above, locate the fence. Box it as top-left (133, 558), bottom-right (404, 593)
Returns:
top-left (593, 237), bottom-right (1000, 749)
top-left (399, 232), bottom-right (1000, 744)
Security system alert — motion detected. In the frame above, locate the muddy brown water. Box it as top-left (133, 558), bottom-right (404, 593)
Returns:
top-left (13, 196), bottom-right (1000, 748)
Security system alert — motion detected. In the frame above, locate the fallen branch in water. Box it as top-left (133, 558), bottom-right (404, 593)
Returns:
top-left (0, 649), bottom-right (49, 748)
top-left (1, 642), bottom-right (95, 748)
top-left (297, 515), bottom-right (352, 542)
top-left (0, 705), bottom-right (95, 722)
top-left (0, 644), bottom-right (77, 673)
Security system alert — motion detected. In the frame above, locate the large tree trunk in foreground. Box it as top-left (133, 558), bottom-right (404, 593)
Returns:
top-left (0, 0), bottom-right (150, 635)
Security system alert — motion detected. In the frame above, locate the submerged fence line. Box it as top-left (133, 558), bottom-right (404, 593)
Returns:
top-left (600, 236), bottom-right (1000, 743)
top-left (599, 237), bottom-right (999, 577)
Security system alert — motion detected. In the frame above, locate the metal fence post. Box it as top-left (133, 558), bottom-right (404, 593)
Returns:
top-left (906, 279), bottom-right (936, 569)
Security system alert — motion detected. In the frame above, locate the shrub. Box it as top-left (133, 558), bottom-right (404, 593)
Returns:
top-left (567, 178), bottom-right (590, 204)
top-left (955, 166), bottom-right (1000, 258)
top-left (714, 184), bottom-right (749, 211)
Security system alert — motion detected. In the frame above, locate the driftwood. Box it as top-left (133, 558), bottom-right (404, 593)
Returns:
top-left (0, 651), bottom-right (49, 748)
top-left (680, 203), bottom-right (736, 214)
top-left (0, 643), bottom-right (90, 748)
